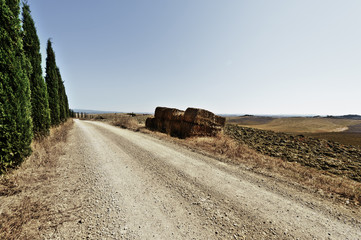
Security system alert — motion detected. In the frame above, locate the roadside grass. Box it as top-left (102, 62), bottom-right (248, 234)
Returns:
top-left (91, 113), bottom-right (150, 131)
top-left (110, 115), bottom-right (140, 131)
top-left (0, 120), bottom-right (73, 240)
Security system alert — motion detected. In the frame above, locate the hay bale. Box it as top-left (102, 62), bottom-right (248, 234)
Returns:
top-left (145, 117), bottom-right (156, 130)
top-left (163, 108), bottom-right (184, 121)
top-left (182, 123), bottom-right (222, 138)
top-left (184, 108), bottom-right (214, 122)
top-left (184, 108), bottom-right (225, 126)
top-left (94, 115), bottom-right (105, 120)
top-left (163, 120), bottom-right (172, 134)
top-left (169, 120), bottom-right (183, 137)
top-left (155, 107), bottom-right (184, 121)
top-left (149, 106), bottom-right (224, 138)
top-left (215, 115), bottom-right (226, 126)
top-left (145, 117), bottom-right (152, 129)
top-left (155, 118), bottom-right (165, 132)
top-left (146, 117), bottom-right (164, 132)
top-left (155, 107), bottom-right (167, 120)
top-left (180, 121), bottom-right (193, 138)
top-left (162, 119), bottom-right (184, 136)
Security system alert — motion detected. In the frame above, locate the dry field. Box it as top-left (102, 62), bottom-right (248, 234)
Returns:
top-left (305, 123), bottom-right (361, 147)
top-left (227, 116), bottom-right (361, 133)
top-left (227, 116), bottom-right (274, 126)
top-left (305, 132), bottom-right (361, 148)
top-left (227, 116), bottom-right (361, 147)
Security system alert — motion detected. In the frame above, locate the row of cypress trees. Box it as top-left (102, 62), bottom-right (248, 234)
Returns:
top-left (0, 0), bottom-right (70, 173)
top-left (45, 40), bottom-right (70, 126)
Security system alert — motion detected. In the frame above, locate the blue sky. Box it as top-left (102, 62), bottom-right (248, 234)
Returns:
top-left (28, 0), bottom-right (361, 115)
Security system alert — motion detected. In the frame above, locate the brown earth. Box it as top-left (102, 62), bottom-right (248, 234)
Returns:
top-left (225, 124), bottom-right (361, 182)
top-left (305, 132), bottom-right (361, 148)
top-left (346, 123), bottom-right (361, 133)
top-left (304, 123), bottom-right (361, 147)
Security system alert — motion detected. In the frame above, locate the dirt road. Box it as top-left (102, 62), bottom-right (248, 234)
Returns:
top-left (42, 120), bottom-right (360, 239)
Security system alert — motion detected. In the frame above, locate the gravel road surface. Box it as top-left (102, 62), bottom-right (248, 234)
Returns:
top-left (44, 120), bottom-right (361, 239)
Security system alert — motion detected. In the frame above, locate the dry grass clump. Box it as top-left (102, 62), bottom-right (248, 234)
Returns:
top-left (0, 120), bottom-right (73, 240)
top-left (111, 115), bottom-right (140, 131)
top-left (187, 134), bottom-right (255, 161)
top-left (185, 133), bottom-right (361, 206)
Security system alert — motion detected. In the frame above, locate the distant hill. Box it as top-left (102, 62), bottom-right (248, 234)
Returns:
top-left (72, 109), bottom-right (152, 115)
top-left (326, 114), bottom-right (361, 120)
top-left (72, 109), bottom-right (122, 114)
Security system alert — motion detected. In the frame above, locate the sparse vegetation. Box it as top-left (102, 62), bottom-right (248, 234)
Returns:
top-left (0, 120), bottom-right (73, 239)
top-left (92, 112), bottom-right (150, 129)
top-left (110, 115), bottom-right (140, 131)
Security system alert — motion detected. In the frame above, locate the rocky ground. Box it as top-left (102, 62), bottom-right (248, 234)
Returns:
top-left (225, 124), bottom-right (361, 182)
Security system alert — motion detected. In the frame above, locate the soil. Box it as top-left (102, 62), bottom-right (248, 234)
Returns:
top-left (1, 120), bottom-right (360, 239)
top-left (225, 124), bottom-right (361, 182)
top-left (347, 123), bottom-right (361, 133)
top-left (305, 132), bottom-right (361, 149)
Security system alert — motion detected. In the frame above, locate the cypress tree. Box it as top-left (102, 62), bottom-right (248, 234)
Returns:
top-left (65, 96), bottom-right (69, 118)
top-left (0, 0), bottom-right (33, 172)
top-left (69, 109), bottom-right (74, 118)
top-left (56, 66), bottom-right (69, 122)
top-left (45, 39), bottom-right (60, 126)
top-left (65, 87), bottom-right (69, 118)
top-left (22, 2), bottom-right (50, 137)
top-left (4, 0), bottom-right (19, 16)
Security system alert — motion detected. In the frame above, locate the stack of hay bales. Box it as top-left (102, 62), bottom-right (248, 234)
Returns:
top-left (182, 108), bottom-right (226, 137)
top-left (145, 107), bottom-right (184, 137)
top-left (146, 107), bottom-right (225, 138)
